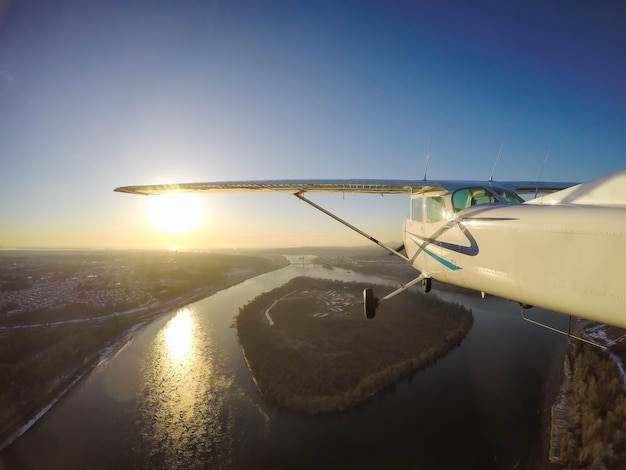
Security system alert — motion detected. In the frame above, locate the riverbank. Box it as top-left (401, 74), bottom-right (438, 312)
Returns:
top-left (537, 336), bottom-right (568, 470)
top-left (0, 254), bottom-right (288, 450)
top-left (236, 276), bottom-right (473, 414)
top-left (547, 324), bottom-right (626, 468)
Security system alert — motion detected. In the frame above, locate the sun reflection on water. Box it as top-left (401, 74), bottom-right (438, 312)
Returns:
top-left (139, 307), bottom-right (238, 466)
top-left (164, 309), bottom-right (192, 363)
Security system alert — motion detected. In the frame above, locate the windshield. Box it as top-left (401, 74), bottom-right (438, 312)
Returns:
top-left (452, 187), bottom-right (523, 212)
top-left (496, 189), bottom-right (524, 204)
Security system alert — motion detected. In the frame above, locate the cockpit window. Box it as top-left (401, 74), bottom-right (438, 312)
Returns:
top-left (452, 187), bottom-right (499, 212)
top-left (496, 190), bottom-right (524, 204)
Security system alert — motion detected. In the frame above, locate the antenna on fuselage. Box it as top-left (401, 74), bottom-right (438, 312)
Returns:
top-left (489, 142), bottom-right (504, 183)
top-left (534, 148), bottom-right (551, 199)
top-left (422, 140), bottom-right (431, 181)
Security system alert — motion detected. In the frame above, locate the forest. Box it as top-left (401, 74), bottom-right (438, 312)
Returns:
top-left (551, 339), bottom-right (626, 468)
top-left (236, 276), bottom-right (473, 413)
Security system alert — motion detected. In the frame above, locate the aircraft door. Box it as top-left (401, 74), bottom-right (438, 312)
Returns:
top-left (405, 195), bottom-right (427, 270)
top-left (406, 193), bottom-right (460, 280)
top-left (422, 195), bottom-right (448, 277)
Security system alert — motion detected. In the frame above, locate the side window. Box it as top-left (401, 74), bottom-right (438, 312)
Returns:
top-left (411, 196), bottom-right (423, 221)
top-left (424, 196), bottom-right (445, 222)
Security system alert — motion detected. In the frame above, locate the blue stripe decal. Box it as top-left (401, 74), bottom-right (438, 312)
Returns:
top-left (406, 221), bottom-right (488, 271)
top-left (410, 223), bottom-right (479, 256)
top-left (420, 244), bottom-right (462, 271)
top-left (406, 217), bottom-right (517, 271)
top-left (407, 233), bottom-right (463, 271)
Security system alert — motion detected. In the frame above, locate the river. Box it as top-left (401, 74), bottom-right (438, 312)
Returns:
top-left (1, 256), bottom-right (567, 469)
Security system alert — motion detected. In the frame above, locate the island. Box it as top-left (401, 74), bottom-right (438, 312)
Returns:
top-left (236, 276), bottom-right (473, 414)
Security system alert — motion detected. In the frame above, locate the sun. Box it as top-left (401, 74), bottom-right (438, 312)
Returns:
top-left (147, 192), bottom-right (203, 233)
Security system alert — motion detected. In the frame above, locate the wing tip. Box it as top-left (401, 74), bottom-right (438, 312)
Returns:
top-left (114, 186), bottom-right (150, 195)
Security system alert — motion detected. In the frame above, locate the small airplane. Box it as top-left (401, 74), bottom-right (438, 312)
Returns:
top-left (115, 169), bottom-right (626, 336)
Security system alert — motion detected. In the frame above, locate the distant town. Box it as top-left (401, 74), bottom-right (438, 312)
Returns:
top-left (1, 253), bottom-right (151, 318)
top-left (0, 250), bottom-right (281, 325)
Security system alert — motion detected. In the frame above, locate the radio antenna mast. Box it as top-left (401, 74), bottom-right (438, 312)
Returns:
top-left (534, 148), bottom-right (551, 199)
top-left (422, 140), bottom-right (431, 181)
top-left (489, 142), bottom-right (504, 183)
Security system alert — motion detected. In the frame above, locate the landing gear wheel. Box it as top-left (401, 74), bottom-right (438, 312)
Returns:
top-left (363, 288), bottom-right (379, 319)
top-left (422, 278), bottom-right (432, 293)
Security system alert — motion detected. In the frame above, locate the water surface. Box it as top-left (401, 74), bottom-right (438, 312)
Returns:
top-left (1, 257), bottom-right (566, 469)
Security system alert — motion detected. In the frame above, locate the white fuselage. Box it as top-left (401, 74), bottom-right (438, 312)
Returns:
top-left (405, 200), bottom-right (626, 328)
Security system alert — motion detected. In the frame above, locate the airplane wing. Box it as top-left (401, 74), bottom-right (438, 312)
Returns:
top-left (114, 179), bottom-right (444, 196)
top-left (114, 179), bottom-right (578, 196)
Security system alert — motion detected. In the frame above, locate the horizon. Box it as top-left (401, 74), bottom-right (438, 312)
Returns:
top-left (0, 243), bottom-right (398, 252)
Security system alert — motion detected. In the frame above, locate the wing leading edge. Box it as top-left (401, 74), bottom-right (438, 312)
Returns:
top-left (114, 179), bottom-right (577, 196)
top-left (114, 179), bottom-right (440, 196)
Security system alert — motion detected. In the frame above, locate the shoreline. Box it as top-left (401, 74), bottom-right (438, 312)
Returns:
top-left (543, 325), bottom-right (626, 467)
top-left (537, 337), bottom-right (568, 469)
top-left (0, 259), bottom-right (288, 451)
top-left (241, 326), bottom-right (470, 415)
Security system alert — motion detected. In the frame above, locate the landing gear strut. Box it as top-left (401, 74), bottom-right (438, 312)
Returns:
top-left (362, 273), bottom-right (430, 319)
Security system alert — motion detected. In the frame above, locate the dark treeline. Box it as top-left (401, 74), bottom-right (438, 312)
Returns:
top-left (551, 340), bottom-right (626, 468)
top-left (236, 277), bottom-right (473, 414)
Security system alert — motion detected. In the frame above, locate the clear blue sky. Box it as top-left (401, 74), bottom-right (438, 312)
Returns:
top-left (1, 1), bottom-right (624, 249)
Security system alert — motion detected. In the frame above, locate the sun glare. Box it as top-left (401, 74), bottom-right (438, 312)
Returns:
top-left (165, 309), bottom-right (193, 363)
top-left (147, 192), bottom-right (203, 233)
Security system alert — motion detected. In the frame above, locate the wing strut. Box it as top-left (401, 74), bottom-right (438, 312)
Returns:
top-left (520, 310), bottom-right (606, 349)
top-left (294, 193), bottom-right (410, 262)
top-left (381, 273), bottom-right (428, 300)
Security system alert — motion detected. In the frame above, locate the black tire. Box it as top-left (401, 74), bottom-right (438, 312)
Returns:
top-left (422, 278), bottom-right (432, 293)
top-left (363, 288), bottom-right (378, 319)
